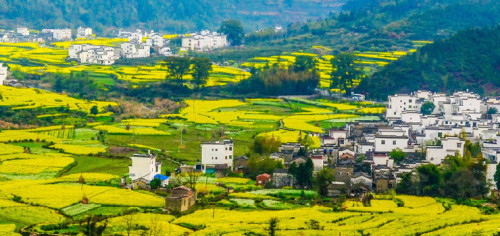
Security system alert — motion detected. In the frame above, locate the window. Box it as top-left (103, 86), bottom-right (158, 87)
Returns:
top-left (229, 155), bottom-right (233, 159)
top-left (225, 147), bottom-right (228, 151)
top-left (381, 140), bottom-right (385, 145)
top-left (229, 147), bottom-right (233, 151)
top-left (225, 156), bottom-right (228, 159)
top-left (457, 143), bottom-right (462, 148)
top-left (409, 99), bottom-right (412, 103)
top-left (215, 157), bottom-right (218, 160)
top-left (393, 141), bottom-right (396, 145)
top-left (438, 132), bottom-right (442, 138)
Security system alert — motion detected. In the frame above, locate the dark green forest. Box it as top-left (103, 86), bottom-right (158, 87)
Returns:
top-left (357, 26), bottom-right (500, 100)
top-left (0, 0), bottom-right (344, 33)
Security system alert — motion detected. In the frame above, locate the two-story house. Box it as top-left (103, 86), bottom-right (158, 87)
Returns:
top-left (129, 151), bottom-right (162, 182)
top-left (201, 140), bottom-right (234, 173)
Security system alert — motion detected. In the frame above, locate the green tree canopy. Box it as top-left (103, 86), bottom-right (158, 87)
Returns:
top-left (330, 53), bottom-right (362, 96)
top-left (294, 55), bottom-right (315, 72)
top-left (420, 101), bottom-right (436, 115)
top-left (314, 168), bottom-right (335, 196)
top-left (218, 19), bottom-right (245, 46)
top-left (164, 57), bottom-right (191, 85)
top-left (191, 57), bottom-right (212, 88)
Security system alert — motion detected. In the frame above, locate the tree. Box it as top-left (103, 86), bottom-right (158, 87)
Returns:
top-left (191, 57), bottom-right (212, 88)
top-left (81, 216), bottom-right (107, 236)
top-left (267, 217), bottom-right (279, 236)
top-left (185, 169), bottom-right (199, 191)
top-left (294, 55), bottom-right (315, 72)
top-left (90, 105), bottom-right (99, 115)
top-left (150, 178), bottom-right (161, 189)
top-left (494, 164), bottom-right (500, 190)
top-left (488, 107), bottom-right (498, 119)
top-left (122, 214), bottom-right (134, 236)
top-left (330, 53), bottom-right (361, 96)
top-left (389, 148), bottom-right (406, 163)
top-left (218, 19), bottom-right (245, 46)
top-left (314, 168), bottom-right (335, 196)
top-left (420, 101), bottom-right (436, 115)
top-left (397, 172), bottom-right (417, 195)
top-left (289, 158), bottom-right (314, 188)
top-left (417, 164), bottom-right (442, 196)
top-left (252, 135), bottom-right (281, 154)
top-left (164, 57), bottom-right (191, 85)
top-left (247, 156), bottom-right (283, 179)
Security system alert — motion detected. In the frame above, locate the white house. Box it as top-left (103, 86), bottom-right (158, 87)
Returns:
top-left (77, 27), bottom-right (93, 38)
top-left (374, 134), bottom-right (409, 153)
top-left (386, 94), bottom-right (418, 119)
top-left (0, 63), bottom-right (8, 85)
top-left (159, 47), bottom-right (172, 56)
top-left (373, 153), bottom-right (394, 167)
top-left (16, 27), bottom-right (29, 36)
top-left (129, 151), bottom-right (162, 182)
top-left (145, 34), bottom-right (165, 48)
top-left (201, 140), bottom-right (234, 173)
top-left (425, 137), bottom-right (465, 165)
top-left (121, 43), bottom-right (150, 58)
top-left (182, 31), bottom-right (227, 51)
top-left (42, 29), bottom-right (72, 41)
top-left (310, 156), bottom-right (324, 172)
top-left (328, 129), bottom-right (348, 146)
top-left (356, 142), bottom-right (374, 154)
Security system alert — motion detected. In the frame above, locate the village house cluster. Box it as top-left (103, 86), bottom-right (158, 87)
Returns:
top-left (126, 90), bottom-right (500, 211)
top-left (0, 26), bottom-right (94, 43)
top-left (68, 29), bottom-right (173, 65)
top-left (199, 90), bottom-right (499, 197)
top-left (181, 30), bottom-right (227, 52)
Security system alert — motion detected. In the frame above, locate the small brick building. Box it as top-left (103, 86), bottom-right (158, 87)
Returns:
top-left (165, 186), bottom-right (196, 212)
top-left (256, 173), bottom-right (271, 186)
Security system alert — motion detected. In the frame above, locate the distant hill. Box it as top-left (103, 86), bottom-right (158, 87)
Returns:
top-left (356, 26), bottom-right (500, 100)
top-left (0, 0), bottom-right (345, 33)
top-left (208, 0), bottom-right (500, 63)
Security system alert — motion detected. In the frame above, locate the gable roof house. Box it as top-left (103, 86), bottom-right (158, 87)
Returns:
top-left (256, 173), bottom-right (271, 186)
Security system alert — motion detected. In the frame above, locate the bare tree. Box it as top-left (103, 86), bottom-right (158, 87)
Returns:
top-left (185, 169), bottom-right (199, 191)
top-left (122, 214), bottom-right (134, 236)
top-left (148, 216), bottom-right (164, 236)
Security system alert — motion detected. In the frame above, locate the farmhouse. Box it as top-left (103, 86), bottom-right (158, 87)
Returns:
top-left (77, 27), bottom-right (93, 38)
top-left (181, 30), bottom-right (227, 51)
top-left (128, 151), bottom-right (162, 182)
top-left (256, 173), bottom-right (271, 186)
top-left (201, 139), bottom-right (234, 173)
top-left (165, 186), bottom-right (196, 212)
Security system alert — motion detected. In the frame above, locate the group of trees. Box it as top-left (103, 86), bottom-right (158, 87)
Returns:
top-left (398, 141), bottom-right (488, 200)
top-left (164, 57), bottom-right (212, 89)
top-left (330, 53), bottom-right (362, 96)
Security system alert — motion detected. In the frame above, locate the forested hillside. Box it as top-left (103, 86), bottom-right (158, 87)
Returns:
top-left (356, 26), bottom-right (500, 100)
top-left (0, 0), bottom-right (345, 33)
top-left (205, 0), bottom-right (500, 62)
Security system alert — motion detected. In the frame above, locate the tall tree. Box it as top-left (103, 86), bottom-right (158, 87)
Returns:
top-left (218, 19), bottom-right (245, 46)
top-left (294, 55), bottom-right (315, 72)
top-left (191, 57), bottom-right (212, 88)
top-left (164, 57), bottom-right (191, 85)
top-left (314, 168), bottom-right (335, 196)
top-left (494, 164), bottom-right (500, 190)
top-left (330, 53), bottom-right (361, 96)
